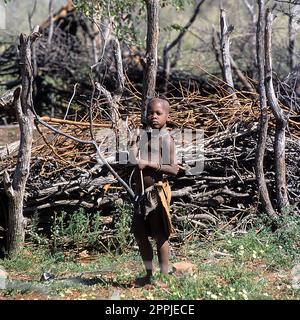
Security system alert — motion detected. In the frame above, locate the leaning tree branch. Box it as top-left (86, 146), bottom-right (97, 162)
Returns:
top-left (219, 6), bottom-right (239, 104)
top-left (112, 37), bottom-right (125, 100)
top-left (255, 0), bottom-right (277, 218)
top-left (230, 57), bottom-right (255, 92)
top-left (212, 26), bottom-right (254, 92)
top-left (265, 8), bottom-right (289, 211)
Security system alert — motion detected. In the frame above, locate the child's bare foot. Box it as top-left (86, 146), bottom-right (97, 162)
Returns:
top-left (134, 275), bottom-right (153, 287)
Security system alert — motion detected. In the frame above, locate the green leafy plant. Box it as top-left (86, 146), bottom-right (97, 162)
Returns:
top-left (51, 208), bottom-right (103, 250)
top-left (26, 212), bottom-right (48, 246)
top-left (112, 203), bottom-right (135, 253)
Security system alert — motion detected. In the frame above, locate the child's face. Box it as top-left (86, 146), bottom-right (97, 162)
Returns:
top-left (147, 102), bottom-right (169, 129)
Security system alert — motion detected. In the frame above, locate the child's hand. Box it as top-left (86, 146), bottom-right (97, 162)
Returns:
top-left (137, 159), bottom-right (148, 170)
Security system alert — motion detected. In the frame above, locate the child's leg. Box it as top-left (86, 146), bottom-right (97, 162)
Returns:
top-left (132, 210), bottom-right (154, 279)
top-left (135, 236), bottom-right (154, 278)
top-left (155, 236), bottom-right (169, 274)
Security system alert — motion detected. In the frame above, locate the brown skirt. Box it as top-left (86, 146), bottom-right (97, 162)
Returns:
top-left (131, 200), bottom-right (167, 239)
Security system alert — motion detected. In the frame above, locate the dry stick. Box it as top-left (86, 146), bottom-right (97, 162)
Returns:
top-left (265, 8), bottom-right (289, 211)
top-left (63, 83), bottom-right (78, 121)
top-left (230, 57), bottom-right (255, 92)
top-left (90, 10), bottom-right (112, 70)
top-left (255, 0), bottom-right (276, 218)
top-left (40, 116), bottom-right (112, 128)
top-left (112, 38), bottom-right (125, 100)
top-left (88, 75), bottom-right (97, 142)
top-left (28, 0), bottom-right (38, 96)
top-left (219, 7), bottom-right (237, 99)
top-left (138, 149), bottom-right (145, 196)
top-left (90, 3), bottom-right (99, 67)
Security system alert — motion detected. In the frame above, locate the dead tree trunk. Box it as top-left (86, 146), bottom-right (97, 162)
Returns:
top-left (3, 27), bottom-right (40, 254)
top-left (255, 0), bottom-right (276, 218)
top-left (265, 8), bottom-right (289, 211)
top-left (219, 7), bottom-right (235, 95)
top-left (212, 26), bottom-right (254, 92)
top-left (141, 0), bottom-right (159, 125)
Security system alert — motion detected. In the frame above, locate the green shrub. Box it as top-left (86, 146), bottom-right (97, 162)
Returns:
top-left (112, 203), bottom-right (135, 253)
top-left (51, 208), bottom-right (103, 250)
top-left (26, 212), bottom-right (48, 246)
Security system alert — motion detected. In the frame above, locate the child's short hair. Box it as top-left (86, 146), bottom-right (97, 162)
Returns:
top-left (148, 97), bottom-right (170, 113)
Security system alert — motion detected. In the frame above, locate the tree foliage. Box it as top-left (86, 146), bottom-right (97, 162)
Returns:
top-left (73, 0), bottom-right (193, 46)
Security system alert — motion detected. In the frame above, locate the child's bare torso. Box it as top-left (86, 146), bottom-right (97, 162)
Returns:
top-left (133, 129), bottom-right (174, 193)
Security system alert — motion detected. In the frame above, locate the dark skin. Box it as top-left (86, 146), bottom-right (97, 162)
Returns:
top-left (130, 99), bottom-right (178, 285)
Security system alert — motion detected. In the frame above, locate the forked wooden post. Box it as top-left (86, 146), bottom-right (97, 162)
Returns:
top-left (3, 26), bottom-right (41, 254)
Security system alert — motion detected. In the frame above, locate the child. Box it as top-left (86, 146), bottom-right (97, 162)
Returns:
top-left (129, 98), bottom-right (178, 285)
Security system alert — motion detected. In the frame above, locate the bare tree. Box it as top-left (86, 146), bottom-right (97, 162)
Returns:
top-left (141, 0), bottom-right (159, 125)
top-left (3, 27), bottom-right (41, 254)
top-left (219, 6), bottom-right (237, 97)
top-left (212, 26), bottom-right (254, 92)
top-left (255, 0), bottom-right (277, 218)
top-left (265, 8), bottom-right (290, 211)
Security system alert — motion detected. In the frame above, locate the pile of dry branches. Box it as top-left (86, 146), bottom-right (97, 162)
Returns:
top-left (1, 84), bottom-right (299, 243)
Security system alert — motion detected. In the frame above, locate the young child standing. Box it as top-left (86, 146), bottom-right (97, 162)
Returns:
top-left (129, 98), bottom-right (178, 285)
